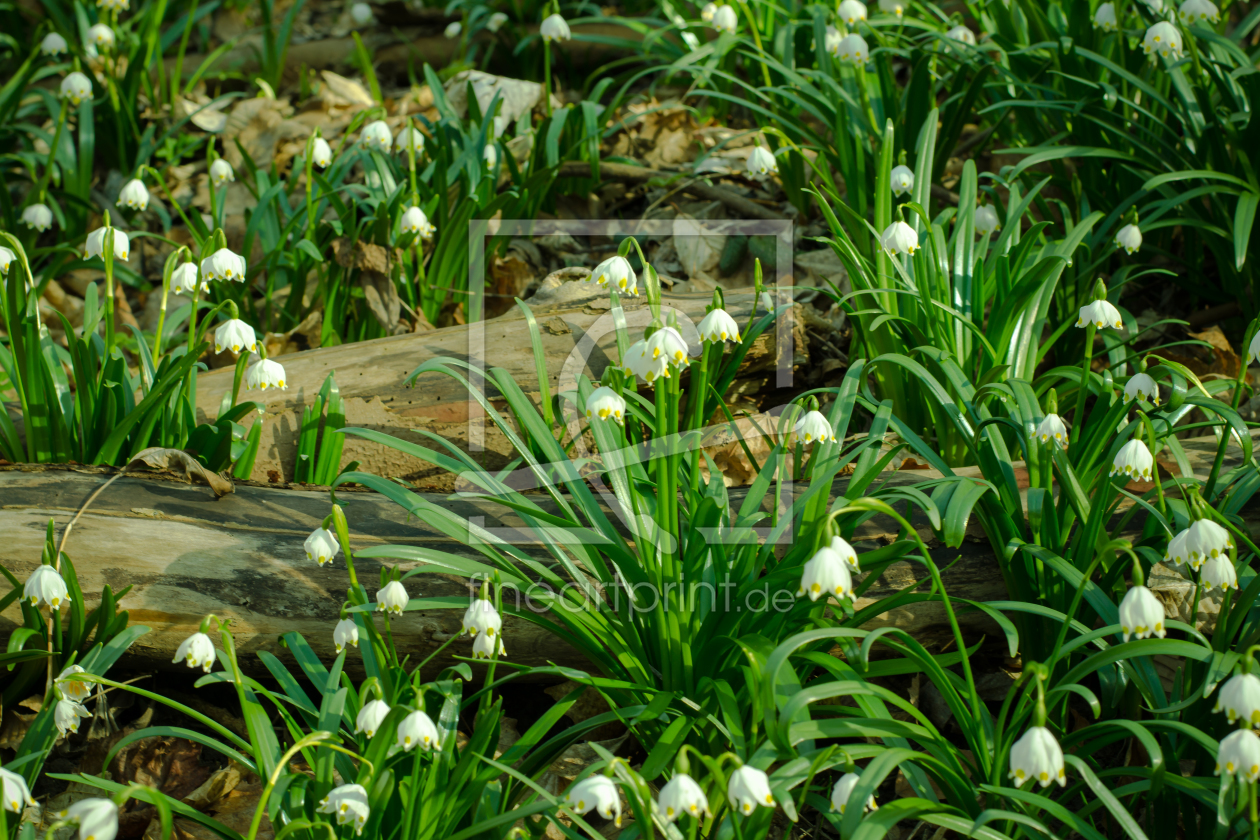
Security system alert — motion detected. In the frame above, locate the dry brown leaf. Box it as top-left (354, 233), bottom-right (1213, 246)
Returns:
top-left (128, 448), bottom-right (234, 497)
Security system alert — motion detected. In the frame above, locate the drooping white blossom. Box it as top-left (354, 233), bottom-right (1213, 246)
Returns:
top-left (1217, 729), bottom-right (1260, 783)
top-left (1187, 519), bottom-right (1233, 568)
top-left (1036, 414), bottom-right (1068, 447)
top-left (659, 773), bottom-right (709, 821)
top-left (712, 4), bottom-right (738, 32)
top-left (311, 137), bottom-right (333, 168)
top-left (351, 3), bottom-right (374, 25)
top-left (798, 545), bottom-right (854, 601)
top-left (728, 766), bottom-right (775, 814)
top-left (445, 21), bottom-right (462, 38)
top-left (209, 158), bottom-right (235, 187)
top-left (1143, 21), bottom-right (1183, 59)
top-left (60, 798), bottom-right (120, 840)
top-left (1123, 373), bottom-right (1159, 405)
top-left (56, 664), bottom-right (91, 703)
top-left (1118, 585), bottom-right (1166, 642)
top-left (396, 127), bottom-right (425, 155)
top-left (645, 327), bottom-right (690, 367)
top-left (541, 13), bottom-right (572, 41)
top-left (377, 580), bottom-right (409, 615)
top-left (878, 0), bottom-right (905, 15)
top-left (830, 772), bottom-right (877, 814)
top-left (890, 165), bottom-right (914, 196)
top-left (747, 146), bottom-right (778, 177)
top-left (360, 120), bottom-right (393, 153)
top-left (829, 535), bottom-right (862, 571)
top-left (1008, 726), bottom-right (1067, 788)
top-left (85, 226), bottom-right (130, 261)
top-left (974, 204), bottom-right (1001, 235)
top-left (836, 33), bottom-right (870, 63)
top-left (213, 319), bottom-right (256, 355)
top-left (54, 699), bottom-right (91, 736)
top-left (488, 12), bottom-right (509, 31)
top-left (171, 262), bottom-right (206, 295)
top-left (794, 410), bottom-right (836, 444)
top-left (1076, 299), bottom-right (1123, 330)
top-left (0, 768), bottom-right (34, 814)
top-left (585, 386), bottom-right (626, 424)
top-left (879, 221), bottom-right (919, 255)
top-left (333, 618), bottom-right (359, 653)
top-left (1115, 223), bottom-right (1142, 254)
top-left (201, 247), bottom-right (246, 282)
top-left (245, 357), bottom-right (287, 391)
top-left (305, 527), bottom-right (340, 565)
top-left (1093, 2), bottom-right (1118, 30)
top-left (22, 203), bottom-right (54, 232)
top-left (838, 0), bottom-right (868, 25)
top-left (697, 308), bottom-right (742, 343)
top-left (24, 565), bottom-right (69, 609)
top-left (173, 632), bottom-right (216, 673)
top-left (355, 699), bottom-right (390, 737)
top-left (60, 72), bottom-right (93, 105)
top-left (87, 24), bottom-right (114, 49)
top-left (1178, 0), bottom-right (1219, 25)
top-left (565, 775), bottom-right (622, 826)
top-left (591, 255), bottom-right (637, 294)
top-left (1164, 527), bottom-right (1192, 570)
top-left (317, 784), bottom-right (370, 835)
top-left (1201, 554), bottom-right (1238, 591)
top-left (1215, 673), bottom-right (1260, 728)
top-left (117, 179), bottom-right (149, 211)
top-left (396, 710), bottom-right (439, 751)
top-left (1110, 438), bottom-right (1154, 482)
top-left (400, 206), bottom-right (436, 240)
top-left (42, 33), bottom-right (69, 56)
top-left (946, 25), bottom-right (976, 46)
top-left (471, 631), bottom-right (506, 659)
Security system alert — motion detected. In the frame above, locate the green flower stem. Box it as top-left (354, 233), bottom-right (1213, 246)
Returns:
top-left (103, 227), bottom-right (117, 360)
top-left (689, 341), bottom-right (714, 492)
top-left (35, 100), bottom-right (68, 198)
top-left (543, 42), bottom-right (553, 118)
top-left (1073, 323), bottom-right (1095, 445)
top-left (246, 732), bottom-right (335, 840)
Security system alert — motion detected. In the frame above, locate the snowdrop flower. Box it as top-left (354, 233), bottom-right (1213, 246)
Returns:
top-left (701, 2), bottom-right (718, 20)
top-left (396, 126), bottom-right (425, 155)
top-left (1115, 223), bottom-right (1142, 254)
top-left (623, 339), bottom-right (669, 384)
top-left (659, 773), bottom-right (709, 821)
top-left (85, 226), bottom-right (129, 261)
top-left (1036, 414), bottom-right (1068, 446)
top-left (1179, 0), bottom-right (1219, 24)
top-left (60, 798), bottom-right (119, 840)
top-left (488, 11), bottom-right (509, 31)
top-left (838, 0), bottom-right (867, 25)
top-left (760, 290), bottom-right (775, 313)
top-left (698, 308), bottom-right (741, 343)
top-left (88, 24), bottom-right (114, 49)
top-left (42, 33), bottom-right (69, 56)
top-left (1188, 518), bottom-right (1234, 568)
top-left (0, 768), bottom-right (34, 814)
top-left (974, 204), bottom-right (1001, 235)
top-left (645, 326), bottom-right (690, 367)
top-left (1164, 527), bottom-right (1192, 570)
top-left (472, 631), bottom-right (506, 659)
top-left (1076, 299), bottom-right (1123, 330)
top-left (1217, 729), bottom-right (1260, 783)
top-left (54, 699), bottom-right (91, 736)
top-left (305, 527), bottom-right (340, 565)
top-left (355, 699), bottom-right (390, 737)
top-left (245, 357), bottom-right (287, 391)
top-left (209, 158), bottom-right (235, 188)
top-left (1216, 673), bottom-right (1260, 728)
top-left (879, 220), bottom-right (919, 255)
top-left (541, 13), bottom-right (571, 41)
top-left (1118, 585), bottom-right (1165, 641)
top-left (492, 115), bottom-right (508, 138)
top-left (878, 0), bottom-right (905, 15)
top-left (0, 247), bottom-right (12, 275)
top-left (585, 386), bottom-right (626, 424)
top-left (483, 144), bottom-right (499, 170)
top-left (1008, 726), bottom-right (1066, 787)
top-left (445, 21), bottom-right (462, 38)
top-left (311, 137), bottom-right (333, 168)
top-left (56, 664), bottom-right (91, 703)
top-left (203, 248), bottom-right (247, 284)
top-left (117, 178), bottom-right (149, 211)
top-left (712, 4), bottom-right (738, 32)
top-left (1093, 2), bottom-right (1118, 30)
top-left (317, 784), bottom-right (370, 835)
top-left (351, 2), bottom-right (374, 25)
top-left (836, 33), bottom-right (870, 63)
top-left (829, 535), bottom-right (862, 572)
top-left (98, 0), bottom-right (130, 9)
top-left (171, 262), bottom-right (206, 295)
top-left (830, 772), bottom-right (877, 814)
top-left (24, 564), bottom-right (69, 609)
top-left (377, 580), bottom-right (409, 615)
top-left (174, 632), bottom-right (216, 672)
top-left (462, 598), bottom-right (502, 639)
top-left (1141, 0), bottom-right (1165, 10)
top-left (361, 120), bottom-right (393, 153)
top-left (1123, 372), bottom-right (1159, 404)
top-left (22, 203), bottom-right (53, 232)
top-left (213, 319), bottom-right (256, 355)
top-left (795, 410), bottom-right (836, 444)
top-left (400, 206), bottom-right (436, 240)
top-left (333, 618), bottom-right (359, 653)
top-left (1201, 554), bottom-right (1238, 591)
top-left (1143, 21), bottom-right (1183, 59)
top-left (397, 710), bottom-right (438, 751)
top-left (591, 255), bottom-right (636, 293)
top-left (747, 145), bottom-right (778, 177)
top-left (824, 25), bottom-right (843, 55)
top-left (946, 25), bottom-right (976, 46)
top-left (890, 165), bottom-right (914, 196)
top-left (60, 72), bottom-right (93, 104)
top-left (565, 775), bottom-right (621, 826)
top-left (798, 545), bottom-right (853, 601)
top-left (1110, 438), bottom-right (1154, 482)
top-left (728, 766), bottom-right (775, 814)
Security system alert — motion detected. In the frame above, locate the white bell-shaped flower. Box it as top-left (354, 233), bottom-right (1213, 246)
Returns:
top-left (483, 144), bottom-right (499, 170)
top-left (333, 618), bottom-right (359, 653)
top-left (946, 25), bottom-right (976, 45)
top-left (54, 699), bottom-right (91, 736)
top-left (712, 4), bottom-right (738, 32)
top-left (625, 339), bottom-right (670, 384)
top-left (698, 308), bottom-right (741, 343)
top-left (173, 631), bottom-right (216, 672)
top-left (213, 319), bottom-right (257, 355)
top-left (878, 0), bottom-right (905, 15)
top-left (209, 158), bottom-right (235, 187)
top-left (1093, 2), bottom-right (1118, 30)
top-left (585, 386), bottom-right (626, 424)
top-left (171, 263), bottom-right (206, 296)
top-left (1201, 554), bottom-right (1238, 591)
top-left (397, 710), bottom-right (439, 751)
top-left (565, 775), bottom-right (621, 826)
top-left (462, 598), bottom-right (502, 638)
top-left (317, 784), bottom-right (370, 835)
top-left (879, 220), bottom-right (919, 255)
top-left (890, 165), bottom-right (914, 196)
top-left (0, 247), bottom-right (12, 275)
top-left (1076, 299), bottom-right (1123, 330)
top-left (99, 0), bottom-right (130, 9)
top-left (444, 21), bottom-right (462, 38)
top-left (701, 2), bottom-right (718, 20)
top-left (1123, 373), bottom-right (1159, 404)
top-left (355, 699), bottom-right (390, 737)
top-left (87, 24), bottom-right (114, 49)
top-left (201, 247), bottom-right (246, 282)
top-left (1118, 585), bottom-right (1166, 641)
top-left (592, 255), bottom-right (638, 295)
top-left (22, 203), bottom-right (54, 232)
top-left (471, 631), bottom-right (506, 659)
top-left (60, 72), bottom-right (93, 105)
top-left (377, 580), bottom-right (409, 615)
top-left (1217, 729), bottom-right (1260, 783)
top-left (24, 564), bottom-right (69, 609)
top-left (1036, 414), bottom-right (1068, 447)
top-left (728, 765), bottom-right (775, 814)
top-left (1110, 438), bottom-right (1154, 482)
top-left (1115, 223), bottom-right (1142, 254)
top-left (620, 339), bottom-right (644, 375)
top-left (488, 12), bottom-right (509, 31)
top-left (829, 535), bottom-right (862, 571)
top-left (830, 772), bottom-right (877, 814)
top-left (798, 545), bottom-right (854, 601)
top-left (305, 527), bottom-right (340, 565)
top-left (974, 204), bottom-right (1001, 235)
top-left (541, 13), bottom-right (572, 41)
top-left (1187, 519), bottom-right (1233, 567)
top-left (360, 120), bottom-right (393, 153)
top-left (396, 127), bottom-right (426, 155)
top-left (399, 206), bottom-right (436, 240)
top-left (0, 767), bottom-right (34, 814)
top-left (645, 326), bottom-right (691, 367)
top-left (1179, 0), bottom-right (1219, 24)
top-left (824, 25), bottom-right (843, 55)
top-left (117, 179), bottom-right (149, 211)
top-left (747, 146), bottom-right (778, 177)
top-left (56, 664), bottom-right (91, 703)
top-left (1143, 21), bottom-right (1183, 59)
top-left (659, 773), bottom-right (709, 821)
top-left (42, 33), bottom-right (69, 56)
top-left (794, 409), bottom-right (836, 444)
top-left (245, 357), bottom-right (286, 391)
top-left (351, 2), bottom-right (374, 25)
top-left (61, 798), bottom-right (119, 840)
top-left (1164, 527), bottom-right (1192, 570)
top-left (1216, 673), bottom-right (1260, 728)
top-left (311, 137), bottom-right (333, 168)
top-left (1008, 726), bottom-right (1067, 788)
top-left (837, 0), bottom-right (867, 24)
top-left (85, 226), bottom-right (130, 261)
top-left (836, 33), bottom-right (870, 63)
